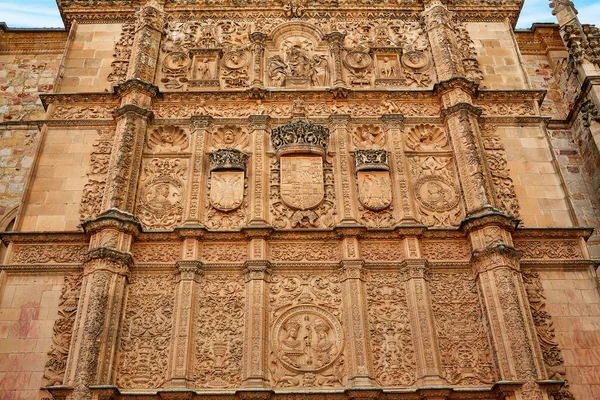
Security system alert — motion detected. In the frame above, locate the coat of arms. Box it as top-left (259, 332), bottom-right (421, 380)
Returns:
top-left (280, 155), bottom-right (324, 210)
top-left (210, 170), bottom-right (244, 211)
top-left (357, 170), bottom-right (392, 211)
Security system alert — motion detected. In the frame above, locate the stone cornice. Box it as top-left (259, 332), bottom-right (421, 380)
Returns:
top-left (460, 210), bottom-right (521, 234)
top-left (81, 208), bottom-right (142, 236)
top-left (0, 23), bottom-right (67, 54)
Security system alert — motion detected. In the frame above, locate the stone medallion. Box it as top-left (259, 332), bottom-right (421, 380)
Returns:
top-left (210, 170), bottom-right (244, 212)
top-left (401, 50), bottom-right (429, 70)
top-left (272, 305), bottom-right (343, 373)
top-left (141, 177), bottom-right (182, 213)
top-left (280, 155), bottom-right (324, 210)
top-left (415, 176), bottom-right (459, 212)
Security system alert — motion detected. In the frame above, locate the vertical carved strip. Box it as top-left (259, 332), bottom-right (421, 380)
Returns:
top-left (249, 115), bottom-right (270, 225)
top-left (329, 115), bottom-right (356, 224)
top-left (186, 116), bottom-right (212, 223)
top-left (243, 263), bottom-right (271, 387)
top-left (250, 32), bottom-right (267, 88)
top-left (126, 4), bottom-right (166, 83)
top-left (339, 261), bottom-right (373, 387)
top-left (421, 2), bottom-right (462, 81)
top-left (325, 32), bottom-right (346, 88)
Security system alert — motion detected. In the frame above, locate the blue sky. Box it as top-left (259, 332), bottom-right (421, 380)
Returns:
top-left (0, 0), bottom-right (598, 29)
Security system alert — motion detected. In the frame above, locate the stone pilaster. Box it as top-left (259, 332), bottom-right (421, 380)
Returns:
top-left (63, 210), bottom-right (141, 400)
top-left (324, 32), bottom-right (346, 88)
top-left (421, 1), bottom-right (462, 81)
top-left (243, 261), bottom-right (271, 387)
top-left (184, 116), bottom-right (212, 224)
top-left (329, 115), bottom-right (358, 225)
top-left (399, 255), bottom-right (444, 386)
top-left (339, 260), bottom-right (374, 387)
top-left (248, 115), bottom-right (270, 226)
top-left (250, 32), bottom-right (267, 88)
top-left (466, 215), bottom-right (547, 400)
top-left (381, 114), bottom-right (419, 224)
top-left (167, 260), bottom-right (204, 388)
top-left (126, 2), bottom-right (166, 83)
top-left (441, 101), bottom-right (494, 217)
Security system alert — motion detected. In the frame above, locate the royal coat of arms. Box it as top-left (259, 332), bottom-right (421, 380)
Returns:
top-left (357, 170), bottom-right (392, 211)
top-left (280, 155), bottom-right (324, 210)
top-left (210, 170), bottom-right (245, 212)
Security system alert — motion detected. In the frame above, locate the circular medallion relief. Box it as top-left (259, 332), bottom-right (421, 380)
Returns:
top-left (141, 177), bottom-right (182, 213)
top-left (401, 50), bottom-right (429, 70)
top-left (415, 177), bottom-right (459, 212)
top-left (222, 51), bottom-right (248, 70)
top-left (344, 51), bottom-right (372, 70)
top-left (163, 52), bottom-right (190, 70)
top-left (272, 305), bottom-right (343, 373)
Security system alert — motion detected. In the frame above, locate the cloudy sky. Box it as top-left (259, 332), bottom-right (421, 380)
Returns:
top-left (0, 0), bottom-right (598, 29)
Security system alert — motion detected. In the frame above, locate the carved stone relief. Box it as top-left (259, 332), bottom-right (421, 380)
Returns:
top-left (43, 273), bottom-right (82, 387)
top-left (209, 125), bottom-right (250, 152)
top-left (421, 240), bottom-right (471, 261)
top-left (12, 244), bottom-right (87, 264)
top-left (269, 273), bottom-right (345, 387)
top-left (194, 274), bottom-right (245, 388)
top-left (429, 272), bottom-right (496, 385)
top-left (480, 126), bottom-right (520, 218)
top-left (146, 125), bottom-right (190, 153)
top-left (136, 158), bottom-right (188, 230)
top-left (354, 149), bottom-right (394, 227)
top-left (366, 272), bottom-right (415, 386)
top-left (360, 241), bottom-right (404, 261)
top-left (80, 128), bottom-right (114, 222)
top-left (117, 274), bottom-right (175, 389)
top-left (131, 243), bottom-right (181, 263)
top-left (108, 21), bottom-right (135, 84)
top-left (270, 242), bottom-right (340, 261)
top-left (517, 240), bottom-right (582, 259)
top-left (203, 242), bottom-right (247, 262)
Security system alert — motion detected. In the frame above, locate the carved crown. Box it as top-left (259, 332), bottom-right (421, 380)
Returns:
top-left (354, 149), bottom-right (389, 171)
top-left (271, 119), bottom-right (330, 158)
top-left (209, 148), bottom-right (248, 172)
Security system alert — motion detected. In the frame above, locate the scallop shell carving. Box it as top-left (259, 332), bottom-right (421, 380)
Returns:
top-left (406, 124), bottom-right (448, 151)
top-left (147, 126), bottom-right (189, 152)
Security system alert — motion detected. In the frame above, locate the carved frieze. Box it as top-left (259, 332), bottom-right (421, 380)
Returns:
top-left (430, 272), bottom-right (496, 385)
top-left (131, 243), bottom-right (181, 263)
top-left (117, 274), bottom-right (175, 389)
top-left (136, 158), bottom-right (188, 230)
top-left (12, 244), bottom-right (87, 264)
top-left (517, 240), bottom-right (582, 259)
top-left (270, 242), bottom-right (340, 261)
top-left (366, 272), bottom-right (415, 386)
top-left (421, 240), bottom-right (471, 261)
top-left (360, 241), bottom-right (404, 261)
top-left (43, 273), bottom-right (82, 387)
top-left (194, 274), bottom-right (245, 388)
top-left (203, 242), bottom-right (247, 262)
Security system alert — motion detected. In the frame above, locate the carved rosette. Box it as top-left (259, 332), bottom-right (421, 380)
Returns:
top-left (194, 274), bottom-right (245, 388)
top-left (366, 272), bottom-right (416, 386)
top-left (136, 158), bottom-right (188, 230)
top-left (269, 273), bottom-right (345, 387)
top-left (205, 149), bottom-right (249, 229)
top-left (117, 274), bottom-right (175, 389)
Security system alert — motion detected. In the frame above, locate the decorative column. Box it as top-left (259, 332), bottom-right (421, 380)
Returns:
top-left (248, 115), bottom-right (271, 226)
top-left (329, 115), bottom-right (358, 225)
top-left (250, 32), bottom-right (267, 89)
top-left (338, 259), bottom-right (374, 387)
top-left (183, 116), bottom-right (212, 225)
top-left (380, 114), bottom-right (420, 224)
top-left (167, 258), bottom-right (203, 388)
top-left (324, 32), bottom-right (346, 88)
top-left (61, 210), bottom-right (141, 399)
top-left (243, 261), bottom-right (271, 387)
top-left (126, 1), bottom-right (166, 83)
top-left (441, 101), bottom-right (494, 216)
top-left (399, 238), bottom-right (444, 386)
top-left (467, 216), bottom-right (547, 400)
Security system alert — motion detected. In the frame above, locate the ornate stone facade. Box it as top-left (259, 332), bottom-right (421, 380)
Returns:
top-left (1, 1), bottom-right (600, 400)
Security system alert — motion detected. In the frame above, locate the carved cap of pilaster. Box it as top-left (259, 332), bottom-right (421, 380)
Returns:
top-left (248, 114), bottom-right (272, 130)
top-left (175, 260), bottom-right (204, 281)
top-left (328, 114), bottom-right (351, 128)
top-left (323, 31), bottom-right (346, 45)
top-left (83, 247), bottom-right (134, 277)
top-left (237, 390), bottom-right (275, 400)
top-left (190, 114), bottom-right (213, 131)
top-left (399, 259), bottom-right (430, 282)
top-left (433, 77), bottom-right (479, 97)
top-left (460, 210), bottom-right (520, 234)
top-left (158, 389), bottom-right (195, 400)
top-left (346, 389), bottom-right (383, 400)
top-left (115, 78), bottom-right (160, 99)
top-left (113, 104), bottom-right (154, 121)
top-left (380, 114), bottom-right (404, 130)
top-left (250, 31), bottom-right (268, 45)
top-left (46, 386), bottom-right (74, 400)
top-left (88, 386), bottom-right (120, 400)
top-left (135, 4), bottom-right (167, 33)
top-left (550, 0), bottom-right (577, 15)
top-left (243, 261), bottom-right (272, 281)
top-left (338, 260), bottom-right (367, 281)
top-left (82, 208), bottom-right (142, 237)
top-left (333, 225), bottom-right (367, 238)
top-left (174, 226), bottom-right (207, 239)
top-left (242, 225), bottom-right (274, 239)
top-left (271, 119), bottom-right (330, 158)
top-left (421, 1), bottom-right (454, 31)
top-left (471, 244), bottom-right (522, 275)
top-left (209, 148), bottom-right (248, 172)
top-left (440, 102), bottom-right (483, 121)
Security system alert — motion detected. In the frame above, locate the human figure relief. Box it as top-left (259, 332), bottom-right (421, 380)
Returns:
top-left (197, 58), bottom-right (212, 80)
top-left (279, 319), bottom-right (305, 368)
top-left (380, 57), bottom-right (396, 78)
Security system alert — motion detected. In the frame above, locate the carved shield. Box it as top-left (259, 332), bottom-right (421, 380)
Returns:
top-left (280, 155), bottom-right (324, 210)
top-left (357, 171), bottom-right (392, 211)
top-left (210, 170), bottom-right (244, 212)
